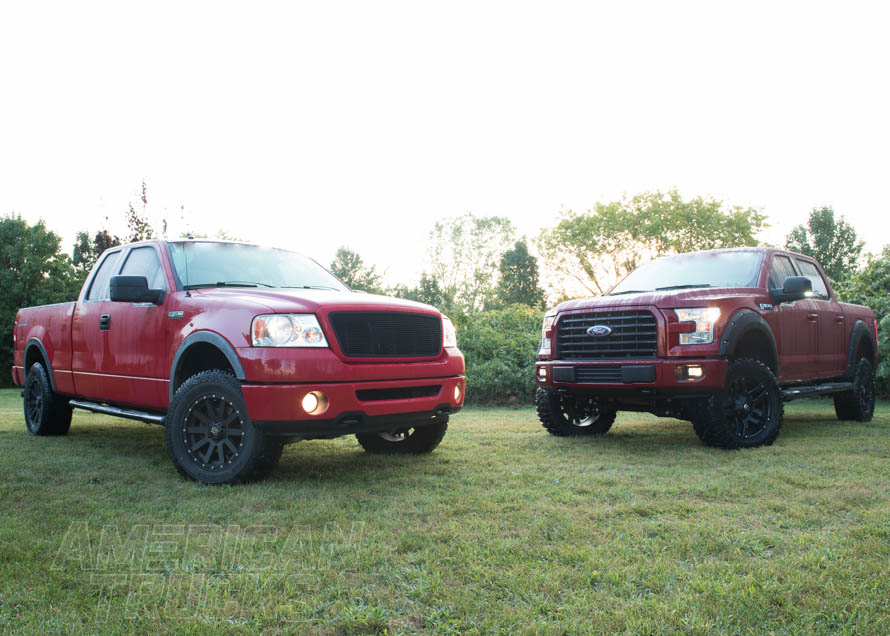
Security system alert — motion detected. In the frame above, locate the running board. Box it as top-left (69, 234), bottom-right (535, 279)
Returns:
top-left (781, 382), bottom-right (853, 402)
top-left (69, 400), bottom-right (166, 425)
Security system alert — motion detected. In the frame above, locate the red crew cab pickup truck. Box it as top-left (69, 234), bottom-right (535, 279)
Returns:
top-left (12, 240), bottom-right (465, 483)
top-left (535, 248), bottom-right (878, 448)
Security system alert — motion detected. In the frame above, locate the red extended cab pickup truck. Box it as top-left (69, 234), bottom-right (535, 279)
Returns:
top-left (12, 240), bottom-right (465, 483)
top-left (535, 247), bottom-right (878, 448)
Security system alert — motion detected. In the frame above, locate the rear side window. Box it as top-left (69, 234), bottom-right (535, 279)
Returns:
top-left (121, 247), bottom-right (166, 290)
top-left (768, 255), bottom-right (798, 290)
top-left (86, 251), bottom-right (122, 301)
top-left (795, 259), bottom-right (829, 300)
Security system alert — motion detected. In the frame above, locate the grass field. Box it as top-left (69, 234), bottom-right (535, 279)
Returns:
top-left (1, 388), bottom-right (888, 634)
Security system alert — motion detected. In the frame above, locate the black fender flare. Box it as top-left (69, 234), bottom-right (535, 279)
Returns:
top-left (25, 338), bottom-right (57, 392)
top-left (844, 320), bottom-right (877, 377)
top-left (169, 332), bottom-right (246, 402)
top-left (718, 310), bottom-right (779, 375)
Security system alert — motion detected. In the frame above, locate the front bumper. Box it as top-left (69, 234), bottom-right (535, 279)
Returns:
top-left (241, 375), bottom-right (465, 436)
top-left (535, 358), bottom-right (728, 392)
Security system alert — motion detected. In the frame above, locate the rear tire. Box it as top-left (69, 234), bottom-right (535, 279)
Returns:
top-left (536, 388), bottom-right (616, 436)
top-left (355, 417), bottom-right (448, 454)
top-left (165, 370), bottom-right (281, 484)
top-left (691, 358), bottom-right (782, 449)
top-left (834, 358), bottom-right (875, 422)
top-left (23, 362), bottom-right (72, 436)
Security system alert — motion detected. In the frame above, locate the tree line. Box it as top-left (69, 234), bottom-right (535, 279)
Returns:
top-left (2, 190), bottom-right (886, 400)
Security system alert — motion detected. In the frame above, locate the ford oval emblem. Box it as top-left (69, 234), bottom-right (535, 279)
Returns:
top-left (587, 325), bottom-right (612, 337)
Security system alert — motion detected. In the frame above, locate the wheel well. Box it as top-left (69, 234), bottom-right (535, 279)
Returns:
top-left (856, 338), bottom-right (876, 367)
top-left (172, 343), bottom-right (235, 393)
top-left (25, 345), bottom-right (47, 372)
top-left (731, 330), bottom-right (778, 375)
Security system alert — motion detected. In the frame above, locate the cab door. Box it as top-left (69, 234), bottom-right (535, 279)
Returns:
top-left (794, 257), bottom-right (846, 377)
top-left (765, 253), bottom-right (818, 381)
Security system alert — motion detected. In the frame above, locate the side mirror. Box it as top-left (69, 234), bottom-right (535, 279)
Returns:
top-left (770, 276), bottom-right (812, 304)
top-left (110, 276), bottom-right (165, 305)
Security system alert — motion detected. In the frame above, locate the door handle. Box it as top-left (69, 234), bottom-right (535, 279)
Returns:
top-left (99, 314), bottom-right (111, 330)
top-left (835, 316), bottom-right (845, 324)
top-left (807, 313), bottom-right (818, 322)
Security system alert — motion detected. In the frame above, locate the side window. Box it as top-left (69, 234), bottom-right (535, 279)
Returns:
top-left (795, 259), bottom-right (829, 300)
top-left (86, 251), bottom-right (122, 301)
top-left (120, 247), bottom-right (167, 291)
top-left (768, 255), bottom-right (798, 290)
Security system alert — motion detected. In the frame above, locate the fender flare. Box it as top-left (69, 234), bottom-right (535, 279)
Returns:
top-left (169, 332), bottom-right (246, 402)
top-left (844, 320), bottom-right (877, 377)
top-left (718, 310), bottom-right (780, 375)
top-left (25, 338), bottom-right (57, 392)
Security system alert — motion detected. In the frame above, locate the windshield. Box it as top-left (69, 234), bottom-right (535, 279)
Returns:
top-left (167, 242), bottom-right (349, 291)
top-left (609, 251), bottom-right (764, 295)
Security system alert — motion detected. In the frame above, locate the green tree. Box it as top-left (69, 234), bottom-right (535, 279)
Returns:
top-left (72, 229), bottom-right (122, 283)
top-left (494, 239), bottom-right (544, 308)
top-left (427, 213), bottom-right (516, 313)
top-left (330, 247), bottom-right (383, 293)
top-left (835, 247), bottom-right (890, 395)
top-left (1, 215), bottom-right (81, 386)
top-left (126, 180), bottom-right (155, 242)
top-left (785, 206), bottom-right (864, 283)
top-left (538, 190), bottom-right (767, 296)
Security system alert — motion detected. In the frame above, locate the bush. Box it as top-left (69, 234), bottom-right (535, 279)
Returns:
top-left (835, 248), bottom-right (890, 395)
top-left (455, 306), bottom-right (543, 405)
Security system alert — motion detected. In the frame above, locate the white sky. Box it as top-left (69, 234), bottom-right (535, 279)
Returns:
top-left (1, 1), bottom-right (888, 287)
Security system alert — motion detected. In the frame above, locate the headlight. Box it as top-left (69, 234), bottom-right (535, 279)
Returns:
top-left (538, 311), bottom-right (557, 357)
top-left (251, 314), bottom-right (329, 347)
top-left (674, 307), bottom-right (721, 345)
top-left (442, 316), bottom-right (457, 348)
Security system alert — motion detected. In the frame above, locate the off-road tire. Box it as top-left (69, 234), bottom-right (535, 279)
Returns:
top-left (23, 362), bottom-right (72, 436)
top-left (834, 358), bottom-right (876, 422)
top-left (165, 370), bottom-right (281, 484)
top-left (536, 388), bottom-right (617, 437)
top-left (692, 358), bottom-right (783, 449)
top-left (355, 417), bottom-right (448, 454)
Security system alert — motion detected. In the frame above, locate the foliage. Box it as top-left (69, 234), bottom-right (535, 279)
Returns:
top-left (72, 229), bottom-right (122, 283)
top-left (492, 239), bottom-right (545, 309)
top-left (427, 213), bottom-right (516, 313)
top-left (456, 305), bottom-right (543, 404)
top-left (785, 206), bottom-right (864, 284)
top-left (834, 247), bottom-right (890, 394)
top-left (329, 247), bottom-right (383, 293)
top-left (388, 273), bottom-right (464, 320)
top-left (126, 180), bottom-right (155, 242)
top-left (538, 190), bottom-right (767, 296)
top-left (0, 215), bottom-right (81, 386)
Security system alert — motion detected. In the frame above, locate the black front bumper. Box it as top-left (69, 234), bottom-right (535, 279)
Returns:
top-left (254, 404), bottom-right (459, 439)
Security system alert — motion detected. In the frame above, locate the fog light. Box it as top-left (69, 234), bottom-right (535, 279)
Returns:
top-left (536, 365), bottom-right (547, 381)
top-left (676, 365), bottom-right (704, 382)
top-left (301, 391), bottom-right (328, 415)
top-left (454, 384), bottom-right (462, 403)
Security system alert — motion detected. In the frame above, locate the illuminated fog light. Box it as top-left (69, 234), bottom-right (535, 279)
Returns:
top-left (301, 391), bottom-right (328, 415)
top-left (454, 385), bottom-right (462, 403)
top-left (537, 365), bottom-right (547, 381)
top-left (676, 365), bottom-right (705, 382)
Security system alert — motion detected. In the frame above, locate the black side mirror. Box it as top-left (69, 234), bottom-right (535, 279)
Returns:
top-left (110, 276), bottom-right (165, 305)
top-left (770, 276), bottom-right (812, 304)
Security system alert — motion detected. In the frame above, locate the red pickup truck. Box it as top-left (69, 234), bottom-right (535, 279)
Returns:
top-left (535, 248), bottom-right (878, 448)
top-left (12, 240), bottom-right (465, 483)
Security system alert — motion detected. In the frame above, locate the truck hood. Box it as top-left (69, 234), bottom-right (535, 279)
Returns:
top-left (556, 287), bottom-right (765, 311)
top-left (188, 288), bottom-right (441, 315)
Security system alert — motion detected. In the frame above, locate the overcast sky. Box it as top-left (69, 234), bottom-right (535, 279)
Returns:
top-left (1, 1), bottom-right (888, 286)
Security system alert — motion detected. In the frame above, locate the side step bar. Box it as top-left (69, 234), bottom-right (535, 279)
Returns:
top-left (781, 382), bottom-right (853, 402)
top-left (69, 400), bottom-right (165, 425)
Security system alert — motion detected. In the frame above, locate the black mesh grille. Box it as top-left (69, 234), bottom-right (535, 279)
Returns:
top-left (574, 366), bottom-right (623, 382)
top-left (328, 312), bottom-right (442, 358)
top-left (557, 310), bottom-right (658, 359)
top-left (356, 385), bottom-right (441, 401)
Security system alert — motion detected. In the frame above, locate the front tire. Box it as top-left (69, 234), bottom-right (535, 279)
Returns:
top-left (23, 362), bottom-right (72, 436)
top-left (355, 417), bottom-right (448, 454)
top-left (536, 388), bottom-right (616, 436)
top-left (165, 370), bottom-right (281, 484)
top-left (692, 358), bottom-right (783, 449)
top-left (834, 358), bottom-right (876, 422)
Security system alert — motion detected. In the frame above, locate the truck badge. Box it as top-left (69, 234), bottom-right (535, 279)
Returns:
top-left (587, 325), bottom-right (612, 337)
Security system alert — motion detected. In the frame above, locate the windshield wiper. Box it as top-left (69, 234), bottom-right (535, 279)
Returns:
top-left (183, 281), bottom-right (276, 290)
top-left (297, 285), bottom-right (339, 291)
top-left (608, 289), bottom-right (649, 296)
top-left (654, 284), bottom-right (712, 291)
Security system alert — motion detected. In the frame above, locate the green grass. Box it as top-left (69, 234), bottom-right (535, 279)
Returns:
top-left (1, 389), bottom-right (888, 634)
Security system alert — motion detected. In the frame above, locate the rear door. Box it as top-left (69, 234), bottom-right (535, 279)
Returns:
top-left (765, 253), bottom-right (818, 381)
top-left (794, 257), bottom-right (846, 377)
